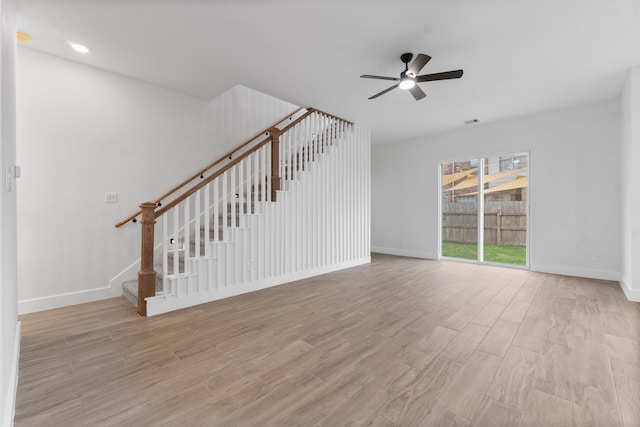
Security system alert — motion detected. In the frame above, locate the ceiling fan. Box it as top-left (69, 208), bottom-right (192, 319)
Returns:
top-left (360, 53), bottom-right (463, 100)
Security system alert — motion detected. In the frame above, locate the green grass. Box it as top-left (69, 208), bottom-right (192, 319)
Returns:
top-left (442, 242), bottom-right (526, 265)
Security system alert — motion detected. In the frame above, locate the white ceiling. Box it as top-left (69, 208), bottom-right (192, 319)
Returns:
top-left (16, 0), bottom-right (640, 145)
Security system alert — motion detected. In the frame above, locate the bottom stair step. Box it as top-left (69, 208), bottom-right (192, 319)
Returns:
top-left (122, 273), bottom-right (164, 308)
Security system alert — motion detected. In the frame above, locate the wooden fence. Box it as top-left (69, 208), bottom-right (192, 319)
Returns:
top-left (442, 201), bottom-right (526, 246)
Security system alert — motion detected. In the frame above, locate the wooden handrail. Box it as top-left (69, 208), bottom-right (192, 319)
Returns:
top-left (306, 108), bottom-right (354, 126)
top-left (115, 107), bottom-right (306, 228)
top-left (154, 135), bottom-right (271, 218)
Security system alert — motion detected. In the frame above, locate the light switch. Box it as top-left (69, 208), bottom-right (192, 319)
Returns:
top-left (104, 192), bottom-right (118, 203)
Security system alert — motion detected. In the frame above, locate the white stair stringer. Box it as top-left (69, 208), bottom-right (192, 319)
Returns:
top-left (145, 124), bottom-right (371, 316)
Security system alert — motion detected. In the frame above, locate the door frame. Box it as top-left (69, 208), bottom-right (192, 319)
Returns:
top-left (438, 151), bottom-right (530, 269)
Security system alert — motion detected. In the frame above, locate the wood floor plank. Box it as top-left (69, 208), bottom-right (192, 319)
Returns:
top-left (612, 374), bottom-right (640, 427)
top-left (486, 347), bottom-right (539, 408)
top-left (437, 323), bottom-right (490, 363)
top-left (436, 351), bottom-right (503, 420)
top-left (396, 325), bottom-right (458, 370)
top-left (532, 340), bottom-right (575, 401)
top-left (526, 284), bottom-right (558, 320)
top-left (467, 289), bottom-right (500, 308)
top-left (13, 254), bottom-right (635, 427)
top-left (518, 388), bottom-right (571, 427)
top-left (476, 319), bottom-right (520, 357)
top-left (544, 296), bottom-right (577, 348)
top-left (470, 397), bottom-right (522, 427)
top-left (317, 358), bottom-right (413, 427)
top-left (571, 338), bottom-right (621, 427)
top-left (574, 296), bottom-right (606, 343)
top-left (491, 279), bottom-right (524, 305)
top-left (439, 303), bottom-right (483, 331)
top-left (471, 302), bottom-right (506, 327)
top-left (500, 300), bottom-right (531, 324)
top-left (600, 310), bottom-right (636, 339)
top-left (379, 358), bottom-right (455, 426)
top-left (217, 372), bottom-right (325, 426)
top-left (605, 334), bottom-right (640, 382)
top-left (513, 279), bottom-right (541, 303)
top-left (416, 404), bottom-right (470, 427)
top-left (512, 315), bottom-right (547, 353)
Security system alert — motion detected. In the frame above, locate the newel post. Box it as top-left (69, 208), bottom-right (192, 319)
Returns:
top-left (137, 202), bottom-right (157, 316)
top-left (269, 127), bottom-right (281, 202)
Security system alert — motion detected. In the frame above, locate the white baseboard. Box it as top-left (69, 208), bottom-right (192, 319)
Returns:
top-left (529, 263), bottom-right (620, 282)
top-left (18, 283), bottom-right (122, 315)
top-left (619, 279), bottom-right (640, 302)
top-left (147, 257), bottom-right (371, 316)
top-left (371, 246), bottom-right (437, 260)
top-left (3, 321), bottom-right (20, 427)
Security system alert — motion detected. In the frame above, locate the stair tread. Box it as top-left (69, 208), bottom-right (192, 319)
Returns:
top-left (122, 274), bottom-right (164, 307)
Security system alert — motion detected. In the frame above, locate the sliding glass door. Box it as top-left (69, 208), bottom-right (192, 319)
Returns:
top-left (441, 152), bottom-right (528, 267)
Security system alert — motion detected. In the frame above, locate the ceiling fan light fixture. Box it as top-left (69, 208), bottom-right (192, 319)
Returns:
top-left (398, 77), bottom-right (415, 90)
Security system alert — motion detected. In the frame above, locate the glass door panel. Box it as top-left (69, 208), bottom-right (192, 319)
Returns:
top-left (441, 160), bottom-right (479, 260)
top-left (482, 152), bottom-right (528, 266)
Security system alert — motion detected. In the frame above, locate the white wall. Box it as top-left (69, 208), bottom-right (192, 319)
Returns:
top-left (205, 84), bottom-right (299, 155)
top-left (1, 0), bottom-right (19, 425)
top-left (372, 100), bottom-right (621, 281)
top-left (620, 67), bottom-right (640, 300)
top-left (16, 47), bottom-right (298, 313)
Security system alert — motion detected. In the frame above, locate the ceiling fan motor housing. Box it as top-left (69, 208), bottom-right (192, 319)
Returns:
top-left (400, 52), bottom-right (414, 66)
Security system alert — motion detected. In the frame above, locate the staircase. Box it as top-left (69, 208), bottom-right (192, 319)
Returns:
top-left (116, 107), bottom-right (371, 316)
top-left (122, 199), bottom-right (257, 306)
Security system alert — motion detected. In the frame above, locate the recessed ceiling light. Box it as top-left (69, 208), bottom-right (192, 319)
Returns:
top-left (68, 42), bottom-right (90, 54)
top-left (17, 31), bottom-right (31, 43)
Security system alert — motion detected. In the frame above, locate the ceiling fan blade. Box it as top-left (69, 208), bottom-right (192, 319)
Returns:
top-left (416, 69), bottom-right (464, 82)
top-left (407, 54), bottom-right (431, 76)
top-left (408, 84), bottom-right (426, 100)
top-left (368, 83), bottom-right (399, 99)
top-left (360, 74), bottom-right (399, 81)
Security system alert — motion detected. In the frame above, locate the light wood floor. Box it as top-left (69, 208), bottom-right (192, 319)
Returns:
top-left (15, 254), bottom-right (640, 426)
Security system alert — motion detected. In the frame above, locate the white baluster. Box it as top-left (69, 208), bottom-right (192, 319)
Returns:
top-left (213, 178), bottom-right (219, 243)
top-left (195, 191), bottom-right (201, 258)
top-left (184, 197), bottom-right (190, 274)
top-left (204, 183), bottom-right (210, 257)
top-left (172, 202), bottom-right (179, 275)
top-left (230, 166), bottom-right (236, 228)
top-left (162, 213), bottom-right (169, 292)
top-left (222, 171), bottom-right (228, 240)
